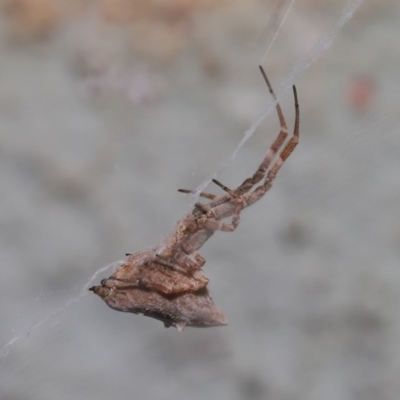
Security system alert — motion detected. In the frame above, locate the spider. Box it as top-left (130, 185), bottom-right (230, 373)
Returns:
top-left (90, 66), bottom-right (299, 332)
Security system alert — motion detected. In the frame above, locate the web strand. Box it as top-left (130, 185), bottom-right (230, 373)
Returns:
top-left (260, 0), bottom-right (297, 65)
top-left (0, 261), bottom-right (123, 358)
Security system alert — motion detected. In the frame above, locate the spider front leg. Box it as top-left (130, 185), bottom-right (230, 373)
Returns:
top-left (231, 66), bottom-right (291, 196)
top-left (178, 66), bottom-right (291, 210)
top-left (244, 84), bottom-right (299, 208)
top-left (205, 82), bottom-right (299, 217)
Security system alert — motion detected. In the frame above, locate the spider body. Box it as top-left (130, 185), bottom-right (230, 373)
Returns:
top-left (90, 66), bottom-right (299, 331)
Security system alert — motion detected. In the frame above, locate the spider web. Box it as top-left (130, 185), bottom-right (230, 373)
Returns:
top-left (1, 0), bottom-right (362, 360)
top-left (0, 0), bottom-right (363, 396)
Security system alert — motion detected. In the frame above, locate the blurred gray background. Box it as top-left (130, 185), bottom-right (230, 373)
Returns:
top-left (1, 0), bottom-right (400, 399)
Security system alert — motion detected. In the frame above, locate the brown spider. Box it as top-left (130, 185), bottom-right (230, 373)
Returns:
top-left (90, 66), bottom-right (299, 332)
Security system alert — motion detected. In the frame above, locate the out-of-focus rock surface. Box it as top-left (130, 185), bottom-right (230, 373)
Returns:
top-left (1, 1), bottom-right (400, 399)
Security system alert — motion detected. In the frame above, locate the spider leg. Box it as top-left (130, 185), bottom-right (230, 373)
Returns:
top-left (235, 66), bottom-right (290, 195)
top-left (211, 179), bottom-right (240, 199)
top-left (102, 276), bottom-right (172, 293)
top-left (180, 243), bottom-right (206, 268)
top-left (194, 202), bottom-right (212, 214)
top-left (202, 200), bottom-right (243, 232)
top-left (178, 189), bottom-right (217, 200)
top-left (155, 250), bottom-right (203, 273)
top-left (245, 84), bottom-right (299, 207)
top-left (192, 180), bottom-right (236, 214)
top-left (154, 253), bottom-right (181, 269)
